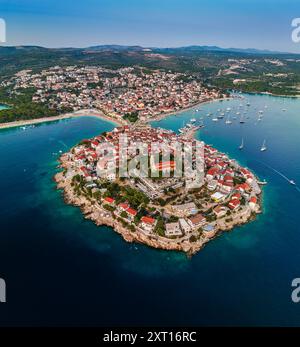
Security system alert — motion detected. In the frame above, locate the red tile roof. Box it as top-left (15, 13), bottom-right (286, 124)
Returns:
top-left (228, 199), bottom-right (240, 209)
top-left (127, 208), bottom-right (137, 216)
top-left (119, 203), bottom-right (129, 210)
top-left (141, 216), bottom-right (156, 225)
top-left (104, 197), bottom-right (114, 204)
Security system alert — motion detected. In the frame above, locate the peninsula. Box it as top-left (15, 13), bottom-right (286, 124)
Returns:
top-left (55, 123), bottom-right (262, 255)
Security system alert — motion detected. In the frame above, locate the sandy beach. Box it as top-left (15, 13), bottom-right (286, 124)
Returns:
top-left (0, 108), bottom-right (125, 130)
top-left (0, 96), bottom-right (231, 131)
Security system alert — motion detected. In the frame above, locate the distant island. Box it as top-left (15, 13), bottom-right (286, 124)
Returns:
top-left (55, 123), bottom-right (262, 255)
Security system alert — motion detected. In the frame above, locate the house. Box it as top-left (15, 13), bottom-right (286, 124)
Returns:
top-left (126, 208), bottom-right (137, 222)
top-left (188, 213), bottom-right (206, 228)
top-left (236, 182), bottom-right (250, 193)
top-left (211, 191), bottom-right (227, 202)
top-left (103, 196), bottom-right (115, 205)
top-left (179, 218), bottom-right (191, 234)
top-left (118, 203), bottom-right (129, 213)
top-left (220, 181), bottom-right (234, 194)
top-left (165, 222), bottom-right (182, 237)
top-left (249, 196), bottom-right (257, 210)
top-left (207, 179), bottom-right (218, 191)
top-left (228, 199), bottom-right (241, 210)
top-left (206, 167), bottom-right (219, 181)
top-left (202, 224), bottom-right (216, 238)
top-left (231, 192), bottom-right (241, 200)
top-left (213, 205), bottom-right (228, 218)
top-left (155, 161), bottom-right (176, 172)
top-left (140, 216), bottom-right (156, 233)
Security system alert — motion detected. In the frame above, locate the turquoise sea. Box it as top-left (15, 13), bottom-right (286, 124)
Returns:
top-left (0, 94), bottom-right (300, 326)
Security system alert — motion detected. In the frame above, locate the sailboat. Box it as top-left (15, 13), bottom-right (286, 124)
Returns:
top-left (239, 138), bottom-right (244, 150)
top-left (225, 115), bottom-right (232, 124)
top-left (260, 140), bottom-right (267, 152)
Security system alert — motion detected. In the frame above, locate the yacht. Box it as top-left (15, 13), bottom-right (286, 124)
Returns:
top-left (212, 118), bottom-right (218, 122)
top-left (260, 140), bottom-right (267, 152)
top-left (289, 180), bottom-right (296, 186)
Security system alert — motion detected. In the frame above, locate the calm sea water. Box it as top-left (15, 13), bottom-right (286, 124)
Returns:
top-left (0, 94), bottom-right (300, 326)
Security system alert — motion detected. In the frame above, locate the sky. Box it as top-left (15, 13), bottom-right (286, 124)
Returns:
top-left (1, 0), bottom-right (300, 53)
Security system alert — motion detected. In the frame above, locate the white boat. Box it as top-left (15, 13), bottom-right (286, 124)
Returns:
top-left (239, 115), bottom-right (245, 123)
top-left (212, 118), bottom-right (218, 122)
top-left (190, 118), bottom-right (197, 123)
top-left (282, 109), bottom-right (287, 112)
top-left (226, 107), bottom-right (231, 111)
top-left (236, 112), bottom-right (240, 115)
top-left (239, 138), bottom-right (244, 150)
top-left (289, 180), bottom-right (296, 185)
top-left (246, 102), bottom-right (250, 106)
top-left (225, 115), bottom-right (232, 124)
top-left (260, 140), bottom-right (267, 152)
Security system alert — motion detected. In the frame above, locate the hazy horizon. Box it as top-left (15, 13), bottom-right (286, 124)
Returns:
top-left (1, 0), bottom-right (300, 53)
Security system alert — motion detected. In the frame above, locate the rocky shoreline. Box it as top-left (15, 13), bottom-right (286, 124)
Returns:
top-left (54, 152), bottom-right (262, 256)
top-left (54, 168), bottom-right (199, 254)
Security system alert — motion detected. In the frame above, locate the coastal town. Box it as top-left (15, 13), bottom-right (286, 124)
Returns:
top-left (0, 62), bottom-right (264, 254)
top-left (55, 123), bottom-right (262, 255)
top-left (1, 65), bottom-right (224, 124)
